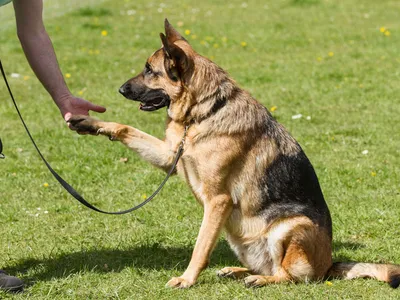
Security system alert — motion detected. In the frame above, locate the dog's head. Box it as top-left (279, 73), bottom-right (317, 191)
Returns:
top-left (119, 19), bottom-right (195, 113)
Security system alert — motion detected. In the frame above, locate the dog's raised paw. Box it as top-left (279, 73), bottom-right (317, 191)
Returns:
top-left (165, 277), bottom-right (194, 289)
top-left (68, 115), bottom-right (99, 134)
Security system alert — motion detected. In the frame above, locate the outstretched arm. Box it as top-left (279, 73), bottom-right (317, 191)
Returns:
top-left (13, 0), bottom-right (106, 124)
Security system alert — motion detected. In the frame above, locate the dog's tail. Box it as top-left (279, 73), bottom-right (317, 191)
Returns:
top-left (327, 262), bottom-right (400, 288)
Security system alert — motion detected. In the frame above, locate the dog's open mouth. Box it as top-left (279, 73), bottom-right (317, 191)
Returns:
top-left (138, 95), bottom-right (170, 111)
top-left (120, 85), bottom-right (170, 112)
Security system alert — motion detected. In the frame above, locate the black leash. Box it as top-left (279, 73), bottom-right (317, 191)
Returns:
top-left (0, 59), bottom-right (186, 215)
top-left (0, 137), bottom-right (4, 159)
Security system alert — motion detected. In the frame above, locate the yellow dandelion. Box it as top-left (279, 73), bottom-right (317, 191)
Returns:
top-left (94, 49), bottom-right (100, 55)
top-left (241, 41), bottom-right (247, 47)
top-left (325, 281), bottom-right (333, 286)
top-left (23, 76), bottom-right (30, 81)
top-left (210, 55), bottom-right (215, 60)
top-left (270, 106), bottom-right (277, 112)
top-left (43, 183), bottom-right (49, 188)
top-left (328, 51), bottom-right (334, 57)
top-left (184, 29), bottom-right (191, 35)
top-left (200, 40), bottom-right (207, 45)
top-left (371, 171), bottom-right (377, 176)
top-left (142, 194), bottom-right (147, 199)
top-left (89, 50), bottom-right (94, 55)
top-left (380, 27), bottom-right (386, 33)
top-left (191, 34), bottom-right (197, 40)
top-left (213, 43), bottom-right (219, 48)
top-left (317, 57), bottom-right (322, 62)
top-left (384, 30), bottom-right (391, 36)
top-left (101, 30), bottom-right (108, 36)
top-left (65, 73), bottom-right (71, 78)
top-left (221, 36), bottom-right (228, 43)
top-left (78, 88), bottom-right (86, 96)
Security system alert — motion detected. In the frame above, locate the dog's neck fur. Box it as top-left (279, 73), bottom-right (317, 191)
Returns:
top-left (169, 56), bottom-right (269, 135)
top-left (166, 55), bottom-right (300, 155)
top-left (168, 56), bottom-right (240, 124)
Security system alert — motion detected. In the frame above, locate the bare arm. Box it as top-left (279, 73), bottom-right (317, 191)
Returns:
top-left (13, 0), bottom-right (106, 123)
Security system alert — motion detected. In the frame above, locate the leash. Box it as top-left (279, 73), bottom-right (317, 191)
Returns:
top-left (0, 137), bottom-right (4, 159)
top-left (0, 59), bottom-right (187, 215)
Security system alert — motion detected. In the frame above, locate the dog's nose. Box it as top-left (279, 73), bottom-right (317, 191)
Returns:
top-left (119, 83), bottom-right (131, 95)
top-left (119, 85), bottom-right (126, 95)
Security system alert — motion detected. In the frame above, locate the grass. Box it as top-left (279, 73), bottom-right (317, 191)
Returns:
top-left (0, 0), bottom-right (399, 298)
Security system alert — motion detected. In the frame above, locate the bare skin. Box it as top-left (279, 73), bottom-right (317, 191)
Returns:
top-left (12, 0), bottom-right (106, 126)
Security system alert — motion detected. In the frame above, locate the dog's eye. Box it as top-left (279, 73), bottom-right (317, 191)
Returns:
top-left (144, 63), bottom-right (153, 75)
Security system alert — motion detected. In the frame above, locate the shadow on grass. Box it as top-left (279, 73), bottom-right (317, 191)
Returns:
top-left (332, 240), bottom-right (365, 261)
top-left (5, 240), bottom-right (238, 284)
top-left (6, 239), bottom-right (365, 285)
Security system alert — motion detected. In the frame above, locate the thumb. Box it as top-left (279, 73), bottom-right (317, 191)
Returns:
top-left (64, 112), bottom-right (72, 122)
top-left (89, 103), bottom-right (107, 113)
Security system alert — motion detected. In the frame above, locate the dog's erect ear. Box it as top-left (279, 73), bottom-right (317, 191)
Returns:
top-left (164, 18), bottom-right (186, 44)
top-left (160, 31), bottom-right (193, 82)
top-left (160, 32), bottom-right (172, 59)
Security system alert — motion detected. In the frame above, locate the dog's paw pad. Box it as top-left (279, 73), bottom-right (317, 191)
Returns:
top-left (68, 115), bottom-right (98, 134)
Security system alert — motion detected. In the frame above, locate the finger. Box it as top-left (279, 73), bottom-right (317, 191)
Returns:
top-left (89, 104), bottom-right (106, 113)
top-left (64, 112), bottom-right (73, 122)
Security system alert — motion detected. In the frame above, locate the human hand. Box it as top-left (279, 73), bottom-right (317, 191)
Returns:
top-left (57, 95), bottom-right (106, 130)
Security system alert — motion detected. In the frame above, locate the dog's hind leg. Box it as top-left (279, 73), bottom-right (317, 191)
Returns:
top-left (244, 216), bottom-right (332, 288)
top-left (217, 267), bottom-right (252, 279)
top-left (244, 269), bottom-right (291, 287)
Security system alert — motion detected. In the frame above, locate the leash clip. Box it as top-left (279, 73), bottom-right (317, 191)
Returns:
top-left (180, 125), bottom-right (189, 148)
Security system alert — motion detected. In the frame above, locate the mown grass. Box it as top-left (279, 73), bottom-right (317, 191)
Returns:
top-left (0, 0), bottom-right (399, 298)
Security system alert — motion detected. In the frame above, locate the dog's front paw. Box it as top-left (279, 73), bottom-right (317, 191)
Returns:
top-left (68, 115), bottom-right (100, 135)
top-left (165, 277), bottom-right (194, 289)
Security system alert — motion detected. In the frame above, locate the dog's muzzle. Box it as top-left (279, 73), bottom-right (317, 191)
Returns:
top-left (119, 83), bottom-right (170, 111)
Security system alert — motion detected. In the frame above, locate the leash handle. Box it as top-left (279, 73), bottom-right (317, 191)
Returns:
top-left (0, 59), bottom-right (184, 215)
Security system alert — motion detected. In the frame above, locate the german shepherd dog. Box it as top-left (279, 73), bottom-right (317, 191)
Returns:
top-left (69, 19), bottom-right (400, 289)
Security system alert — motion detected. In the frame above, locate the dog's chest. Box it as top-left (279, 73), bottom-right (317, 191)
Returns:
top-left (177, 154), bottom-right (207, 206)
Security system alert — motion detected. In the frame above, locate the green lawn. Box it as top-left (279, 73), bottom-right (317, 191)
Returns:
top-left (0, 0), bottom-right (399, 298)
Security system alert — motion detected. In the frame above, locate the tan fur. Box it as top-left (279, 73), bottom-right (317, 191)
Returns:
top-left (69, 20), bottom-right (400, 289)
